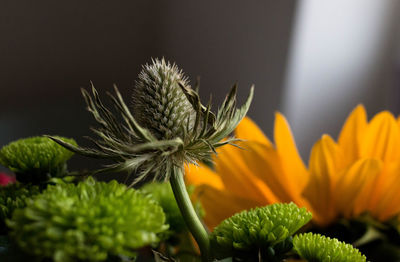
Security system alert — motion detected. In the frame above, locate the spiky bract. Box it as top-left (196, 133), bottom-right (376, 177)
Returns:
top-left (50, 58), bottom-right (254, 185)
top-left (0, 136), bottom-right (76, 183)
top-left (8, 177), bottom-right (168, 262)
top-left (293, 233), bottom-right (366, 262)
top-left (210, 203), bottom-right (312, 259)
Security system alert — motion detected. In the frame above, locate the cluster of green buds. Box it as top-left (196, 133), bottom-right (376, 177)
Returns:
top-left (7, 177), bottom-right (168, 261)
top-left (0, 136), bottom-right (76, 184)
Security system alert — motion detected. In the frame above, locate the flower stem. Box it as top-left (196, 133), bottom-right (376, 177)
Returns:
top-left (170, 166), bottom-right (210, 262)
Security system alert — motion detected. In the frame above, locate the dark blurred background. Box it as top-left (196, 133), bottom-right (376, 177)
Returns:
top-left (1, 1), bottom-right (400, 172)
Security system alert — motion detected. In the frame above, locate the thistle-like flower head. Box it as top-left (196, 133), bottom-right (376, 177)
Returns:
top-left (50, 58), bottom-right (254, 185)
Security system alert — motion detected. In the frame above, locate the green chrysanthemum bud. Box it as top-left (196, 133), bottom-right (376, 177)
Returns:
top-left (8, 177), bottom-right (168, 262)
top-left (133, 58), bottom-right (196, 140)
top-left (293, 233), bottom-right (366, 262)
top-left (141, 182), bottom-right (204, 236)
top-left (0, 136), bottom-right (76, 183)
top-left (210, 203), bottom-right (312, 260)
top-left (0, 184), bottom-right (40, 232)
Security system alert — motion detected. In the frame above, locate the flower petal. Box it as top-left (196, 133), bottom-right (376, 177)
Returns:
top-left (303, 135), bottom-right (342, 226)
top-left (213, 143), bottom-right (279, 203)
top-left (334, 159), bottom-right (381, 218)
top-left (236, 141), bottom-right (306, 205)
top-left (360, 111), bottom-right (400, 162)
top-left (337, 105), bottom-right (367, 167)
top-left (193, 184), bottom-right (261, 230)
top-left (185, 164), bottom-right (224, 190)
top-left (372, 162), bottom-right (400, 220)
top-left (274, 112), bottom-right (308, 191)
top-left (235, 117), bottom-right (272, 146)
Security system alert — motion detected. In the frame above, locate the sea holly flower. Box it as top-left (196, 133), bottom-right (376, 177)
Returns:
top-left (50, 58), bottom-right (254, 261)
top-left (293, 233), bottom-right (366, 262)
top-left (8, 177), bottom-right (168, 262)
top-left (210, 203), bottom-right (312, 260)
top-left (50, 58), bottom-right (253, 185)
top-left (0, 136), bottom-right (77, 184)
top-left (186, 115), bottom-right (309, 229)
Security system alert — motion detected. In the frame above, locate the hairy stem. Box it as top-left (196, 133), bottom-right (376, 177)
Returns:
top-left (170, 166), bottom-right (210, 261)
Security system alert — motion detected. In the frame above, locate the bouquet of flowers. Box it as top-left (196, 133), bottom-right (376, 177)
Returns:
top-left (1, 58), bottom-right (386, 261)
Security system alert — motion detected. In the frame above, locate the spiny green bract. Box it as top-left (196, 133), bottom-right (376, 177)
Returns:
top-left (0, 184), bottom-right (40, 232)
top-left (210, 203), bottom-right (312, 259)
top-left (0, 136), bottom-right (76, 182)
top-left (293, 233), bottom-right (366, 262)
top-left (8, 177), bottom-right (168, 262)
top-left (141, 182), bottom-right (204, 236)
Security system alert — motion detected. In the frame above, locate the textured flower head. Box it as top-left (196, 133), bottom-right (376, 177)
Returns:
top-left (210, 203), bottom-right (312, 260)
top-left (51, 58), bottom-right (253, 185)
top-left (293, 233), bottom-right (366, 262)
top-left (0, 136), bottom-right (76, 183)
top-left (8, 177), bottom-right (168, 261)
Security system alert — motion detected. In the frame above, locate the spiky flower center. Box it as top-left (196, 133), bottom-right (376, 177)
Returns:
top-left (132, 59), bottom-right (196, 140)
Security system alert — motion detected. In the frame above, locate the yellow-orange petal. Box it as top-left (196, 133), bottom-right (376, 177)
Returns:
top-left (303, 135), bottom-right (341, 226)
top-left (213, 142), bottom-right (279, 203)
top-left (235, 117), bottom-right (272, 147)
top-left (360, 111), bottom-right (400, 162)
top-left (185, 164), bottom-right (224, 190)
top-left (337, 105), bottom-right (367, 167)
top-left (274, 112), bottom-right (308, 192)
top-left (334, 159), bottom-right (381, 218)
top-left (193, 184), bottom-right (261, 230)
top-left (236, 141), bottom-right (298, 204)
top-left (372, 162), bottom-right (400, 220)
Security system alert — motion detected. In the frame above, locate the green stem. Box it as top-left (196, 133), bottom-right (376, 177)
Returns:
top-left (170, 166), bottom-right (210, 262)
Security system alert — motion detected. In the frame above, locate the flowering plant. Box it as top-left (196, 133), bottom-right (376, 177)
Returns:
top-left (0, 59), bottom-right (369, 261)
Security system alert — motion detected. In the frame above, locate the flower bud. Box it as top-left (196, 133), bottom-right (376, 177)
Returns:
top-left (132, 58), bottom-right (196, 140)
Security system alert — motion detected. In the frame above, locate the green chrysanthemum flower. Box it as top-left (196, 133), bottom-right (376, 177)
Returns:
top-left (141, 182), bottom-right (204, 235)
top-left (8, 177), bottom-right (168, 262)
top-left (0, 136), bottom-right (77, 183)
top-left (49, 58), bottom-right (253, 185)
top-left (293, 233), bottom-right (366, 262)
top-left (0, 184), bottom-right (40, 232)
top-left (210, 203), bottom-right (312, 260)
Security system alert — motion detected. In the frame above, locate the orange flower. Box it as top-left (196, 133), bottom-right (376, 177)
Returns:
top-left (185, 114), bottom-right (309, 229)
top-left (304, 105), bottom-right (400, 225)
top-left (186, 105), bottom-right (400, 229)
